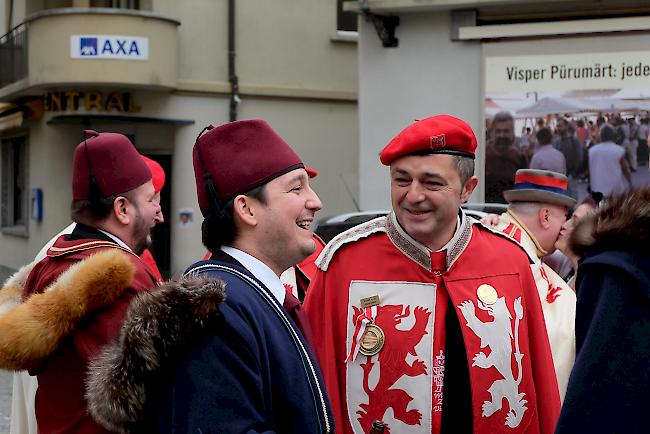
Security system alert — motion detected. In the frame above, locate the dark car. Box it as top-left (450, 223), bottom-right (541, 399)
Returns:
top-left (314, 203), bottom-right (508, 243)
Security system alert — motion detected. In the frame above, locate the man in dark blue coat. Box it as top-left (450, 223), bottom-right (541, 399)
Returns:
top-left (84, 120), bottom-right (333, 434)
top-left (171, 120), bottom-right (333, 433)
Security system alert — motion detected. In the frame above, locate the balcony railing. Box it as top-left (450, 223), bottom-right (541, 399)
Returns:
top-left (0, 23), bottom-right (28, 88)
top-left (0, 9), bottom-right (179, 98)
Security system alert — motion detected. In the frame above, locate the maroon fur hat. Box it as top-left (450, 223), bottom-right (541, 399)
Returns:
top-left (72, 130), bottom-right (151, 200)
top-left (193, 120), bottom-right (305, 216)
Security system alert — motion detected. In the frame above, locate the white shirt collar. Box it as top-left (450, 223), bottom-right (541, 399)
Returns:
top-left (220, 246), bottom-right (286, 305)
top-left (437, 214), bottom-right (462, 252)
top-left (97, 228), bottom-right (132, 251)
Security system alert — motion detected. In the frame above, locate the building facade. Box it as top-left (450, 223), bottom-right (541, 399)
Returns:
top-left (0, 0), bottom-right (359, 278)
top-left (7, 0), bottom-right (648, 280)
top-left (354, 0), bottom-right (650, 209)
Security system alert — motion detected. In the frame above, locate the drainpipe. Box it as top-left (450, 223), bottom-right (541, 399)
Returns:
top-left (8, 0), bottom-right (14, 29)
top-left (228, 0), bottom-right (240, 122)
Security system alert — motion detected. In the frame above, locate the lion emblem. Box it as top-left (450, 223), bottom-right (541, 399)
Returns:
top-left (458, 295), bottom-right (527, 428)
top-left (352, 304), bottom-right (430, 433)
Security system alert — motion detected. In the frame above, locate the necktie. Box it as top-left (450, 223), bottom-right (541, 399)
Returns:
top-left (283, 289), bottom-right (315, 348)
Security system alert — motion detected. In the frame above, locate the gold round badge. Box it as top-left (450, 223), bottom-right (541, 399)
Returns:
top-left (359, 323), bottom-right (385, 356)
top-left (477, 284), bottom-right (498, 305)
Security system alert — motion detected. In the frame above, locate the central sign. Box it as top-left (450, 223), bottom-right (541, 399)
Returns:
top-left (43, 91), bottom-right (141, 113)
top-left (70, 35), bottom-right (149, 60)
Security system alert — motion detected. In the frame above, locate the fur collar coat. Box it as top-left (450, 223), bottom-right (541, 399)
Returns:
top-left (0, 249), bottom-right (225, 434)
top-left (557, 187), bottom-right (650, 434)
top-left (85, 277), bottom-right (225, 433)
top-left (0, 250), bottom-right (135, 371)
top-left (570, 187), bottom-right (650, 262)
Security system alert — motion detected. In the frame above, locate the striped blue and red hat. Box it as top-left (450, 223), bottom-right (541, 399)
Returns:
top-left (503, 169), bottom-right (576, 208)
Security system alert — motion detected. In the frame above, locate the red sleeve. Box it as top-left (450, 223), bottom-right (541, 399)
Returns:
top-left (73, 292), bottom-right (134, 360)
top-left (140, 248), bottom-right (163, 282)
top-left (74, 259), bottom-right (157, 361)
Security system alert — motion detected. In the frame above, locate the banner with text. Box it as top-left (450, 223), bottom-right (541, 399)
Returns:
top-left (486, 51), bottom-right (650, 93)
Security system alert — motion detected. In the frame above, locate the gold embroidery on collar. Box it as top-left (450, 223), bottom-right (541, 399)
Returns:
top-left (48, 241), bottom-right (134, 258)
top-left (447, 213), bottom-right (473, 269)
top-left (386, 213), bottom-right (431, 271)
top-left (386, 211), bottom-right (474, 271)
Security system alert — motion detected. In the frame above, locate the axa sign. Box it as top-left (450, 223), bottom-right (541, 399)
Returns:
top-left (70, 35), bottom-right (149, 60)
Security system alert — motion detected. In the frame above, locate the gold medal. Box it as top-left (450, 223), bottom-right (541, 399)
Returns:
top-left (477, 284), bottom-right (498, 305)
top-left (359, 323), bottom-right (385, 356)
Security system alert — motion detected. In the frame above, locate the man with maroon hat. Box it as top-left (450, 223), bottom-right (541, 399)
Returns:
top-left (0, 130), bottom-right (160, 433)
top-left (82, 120), bottom-right (333, 433)
top-left (5, 153), bottom-right (166, 434)
top-left (304, 115), bottom-right (561, 434)
top-left (137, 156), bottom-right (166, 280)
top-left (28, 154), bottom-right (166, 280)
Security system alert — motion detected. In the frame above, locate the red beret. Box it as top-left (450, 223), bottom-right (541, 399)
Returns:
top-left (380, 115), bottom-right (477, 165)
top-left (193, 120), bottom-right (305, 216)
top-left (72, 130), bottom-right (152, 200)
top-left (141, 156), bottom-right (165, 193)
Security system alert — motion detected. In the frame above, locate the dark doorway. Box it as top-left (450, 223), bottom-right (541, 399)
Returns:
top-left (144, 154), bottom-right (172, 279)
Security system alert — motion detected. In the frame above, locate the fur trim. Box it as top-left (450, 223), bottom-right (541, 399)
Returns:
top-left (0, 249), bottom-right (135, 371)
top-left (0, 285), bottom-right (21, 317)
top-left (317, 216), bottom-right (386, 271)
top-left (570, 187), bottom-right (650, 257)
top-left (0, 262), bottom-right (35, 316)
top-left (86, 276), bottom-right (226, 434)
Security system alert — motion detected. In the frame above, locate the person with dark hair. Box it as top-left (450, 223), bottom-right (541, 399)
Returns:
top-left (627, 117), bottom-right (640, 171)
top-left (638, 117), bottom-right (650, 165)
top-left (0, 130), bottom-right (160, 433)
top-left (520, 126), bottom-right (535, 159)
top-left (530, 127), bottom-right (566, 174)
top-left (553, 118), bottom-right (581, 197)
top-left (6, 153), bottom-right (166, 434)
top-left (84, 120), bottom-right (333, 433)
top-left (200, 167), bottom-right (325, 302)
top-left (555, 187), bottom-right (650, 434)
top-left (575, 119), bottom-right (588, 148)
top-left (589, 124), bottom-right (632, 199)
top-left (485, 111), bottom-right (528, 203)
top-left (305, 115), bottom-right (560, 434)
top-left (590, 116), bottom-right (606, 144)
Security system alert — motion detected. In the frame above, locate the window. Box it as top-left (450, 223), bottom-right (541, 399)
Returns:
top-left (33, 0), bottom-right (151, 13)
top-left (89, 0), bottom-right (151, 10)
top-left (1, 134), bottom-right (28, 235)
top-left (337, 0), bottom-right (358, 32)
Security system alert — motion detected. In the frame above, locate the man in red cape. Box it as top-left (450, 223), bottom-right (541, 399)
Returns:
top-left (305, 115), bottom-right (560, 434)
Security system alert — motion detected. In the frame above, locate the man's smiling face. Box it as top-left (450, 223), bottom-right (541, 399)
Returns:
top-left (390, 154), bottom-right (475, 251)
